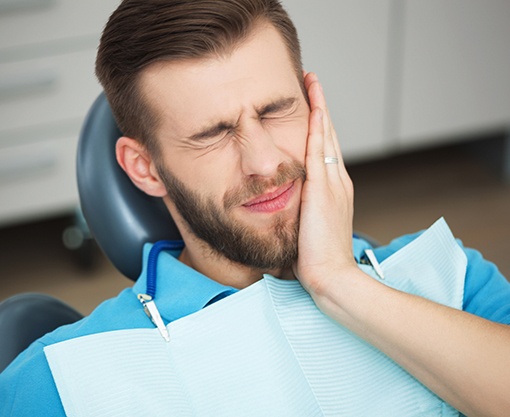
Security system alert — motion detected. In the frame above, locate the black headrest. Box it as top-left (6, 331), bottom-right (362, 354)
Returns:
top-left (76, 93), bottom-right (181, 281)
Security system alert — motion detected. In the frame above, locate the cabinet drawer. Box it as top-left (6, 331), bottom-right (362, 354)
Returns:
top-left (0, 0), bottom-right (120, 51)
top-left (0, 48), bottom-right (102, 138)
top-left (0, 134), bottom-right (79, 226)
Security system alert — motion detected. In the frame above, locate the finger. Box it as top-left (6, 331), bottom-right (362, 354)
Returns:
top-left (305, 74), bottom-right (333, 144)
top-left (305, 107), bottom-right (326, 182)
top-left (304, 71), bottom-right (317, 94)
top-left (305, 72), bottom-right (353, 198)
top-left (304, 72), bottom-right (326, 113)
top-left (305, 74), bottom-right (343, 181)
top-left (308, 75), bottom-right (350, 184)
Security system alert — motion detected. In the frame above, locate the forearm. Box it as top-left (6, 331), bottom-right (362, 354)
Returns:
top-left (311, 266), bottom-right (510, 417)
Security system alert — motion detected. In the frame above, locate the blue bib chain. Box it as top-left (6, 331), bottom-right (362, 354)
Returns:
top-left (137, 240), bottom-right (185, 342)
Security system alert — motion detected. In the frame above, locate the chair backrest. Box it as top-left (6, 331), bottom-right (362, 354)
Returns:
top-left (0, 293), bottom-right (83, 373)
top-left (76, 93), bottom-right (181, 281)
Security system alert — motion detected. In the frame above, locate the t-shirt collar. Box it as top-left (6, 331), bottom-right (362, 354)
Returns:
top-left (132, 242), bottom-right (237, 323)
top-left (132, 237), bottom-right (373, 323)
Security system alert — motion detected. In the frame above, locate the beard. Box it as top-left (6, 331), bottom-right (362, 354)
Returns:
top-left (156, 160), bottom-right (306, 270)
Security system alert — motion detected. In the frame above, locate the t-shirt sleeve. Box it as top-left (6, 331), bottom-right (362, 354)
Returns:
top-left (461, 244), bottom-right (510, 324)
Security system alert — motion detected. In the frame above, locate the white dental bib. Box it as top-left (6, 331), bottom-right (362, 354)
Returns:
top-left (45, 218), bottom-right (465, 416)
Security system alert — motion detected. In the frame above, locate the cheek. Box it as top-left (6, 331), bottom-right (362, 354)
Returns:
top-left (184, 155), bottom-right (239, 205)
top-left (295, 125), bottom-right (309, 162)
top-left (270, 121), bottom-right (309, 163)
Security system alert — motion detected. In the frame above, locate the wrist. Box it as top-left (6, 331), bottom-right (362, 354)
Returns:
top-left (304, 262), bottom-right (371, 320)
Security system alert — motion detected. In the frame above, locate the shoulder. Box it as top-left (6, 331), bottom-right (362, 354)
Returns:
top-left (461, 245), bottom-right (510, 324)
top-left (370, 229), bottom-right (510, 324)
top-left (0, 337), bottom-right (64, 415)
top-left (0, 287), bottom-right (149, 415)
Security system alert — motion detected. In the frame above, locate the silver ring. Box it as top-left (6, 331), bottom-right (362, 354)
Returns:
top-left (324, 156), bottom-right (339, 164)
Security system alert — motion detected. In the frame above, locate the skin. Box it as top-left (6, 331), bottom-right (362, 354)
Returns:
top-left (117, 23), bottom-right (510, 417)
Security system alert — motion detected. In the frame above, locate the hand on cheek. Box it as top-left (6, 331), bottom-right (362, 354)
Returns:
top-left (293, 72), bottom-right (356, 297)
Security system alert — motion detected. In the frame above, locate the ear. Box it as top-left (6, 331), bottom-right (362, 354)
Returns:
top-left (116, 136), bottom-right (167, 197)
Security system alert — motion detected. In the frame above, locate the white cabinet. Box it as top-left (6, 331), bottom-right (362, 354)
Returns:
top-left (2, 0), bottom-right (509, 226)
top-left (396, 0), bottom-right (510, 148)
top-left (284, 0), bottom-right (510, 161)
top-left (0, 0), bottom-right (120, 226)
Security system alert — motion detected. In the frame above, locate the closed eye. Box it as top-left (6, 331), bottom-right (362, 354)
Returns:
top-left (188, 121), bottom-right (237, 142)
top-left (186, 96), bottom-right (298, 144)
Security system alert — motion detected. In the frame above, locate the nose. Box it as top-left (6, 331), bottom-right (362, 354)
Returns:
top-left (238, 122), bottom-right (286, 178)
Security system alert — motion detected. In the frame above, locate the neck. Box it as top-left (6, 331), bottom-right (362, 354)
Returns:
top-left (178, 236), bottom-right (294, 289)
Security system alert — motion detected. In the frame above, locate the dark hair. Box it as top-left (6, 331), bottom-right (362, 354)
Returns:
top-left (96, 0), bottom-right (302, 153)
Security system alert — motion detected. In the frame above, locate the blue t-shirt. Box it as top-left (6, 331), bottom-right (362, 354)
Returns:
top-left (1, 234), bottom-right (509, 416)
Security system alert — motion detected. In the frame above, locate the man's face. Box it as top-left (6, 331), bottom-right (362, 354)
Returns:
top-left (141, 23), bottom-right (310, 270)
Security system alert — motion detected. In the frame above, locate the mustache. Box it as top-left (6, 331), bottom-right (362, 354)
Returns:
top-left (223, 160), bottom-right (306, 210)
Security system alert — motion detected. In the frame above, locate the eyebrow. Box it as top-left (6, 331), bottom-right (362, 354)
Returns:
top-left (256, 96), bottom-right (298, 117)
top-left (187, 96), bottom-right (299, 142)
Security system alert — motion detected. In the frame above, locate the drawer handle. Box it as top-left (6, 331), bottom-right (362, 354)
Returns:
top-left (0, 0), bottom-right (55, 12)
top-left (0, 69), bottom-right (58, 98)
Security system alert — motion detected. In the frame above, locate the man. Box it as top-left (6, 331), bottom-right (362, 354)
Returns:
top-left (1, 0), bottom-right (509, 416)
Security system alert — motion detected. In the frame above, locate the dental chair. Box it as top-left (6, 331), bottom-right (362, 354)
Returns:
top-left (76, 93), bottom-right (181, 281)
